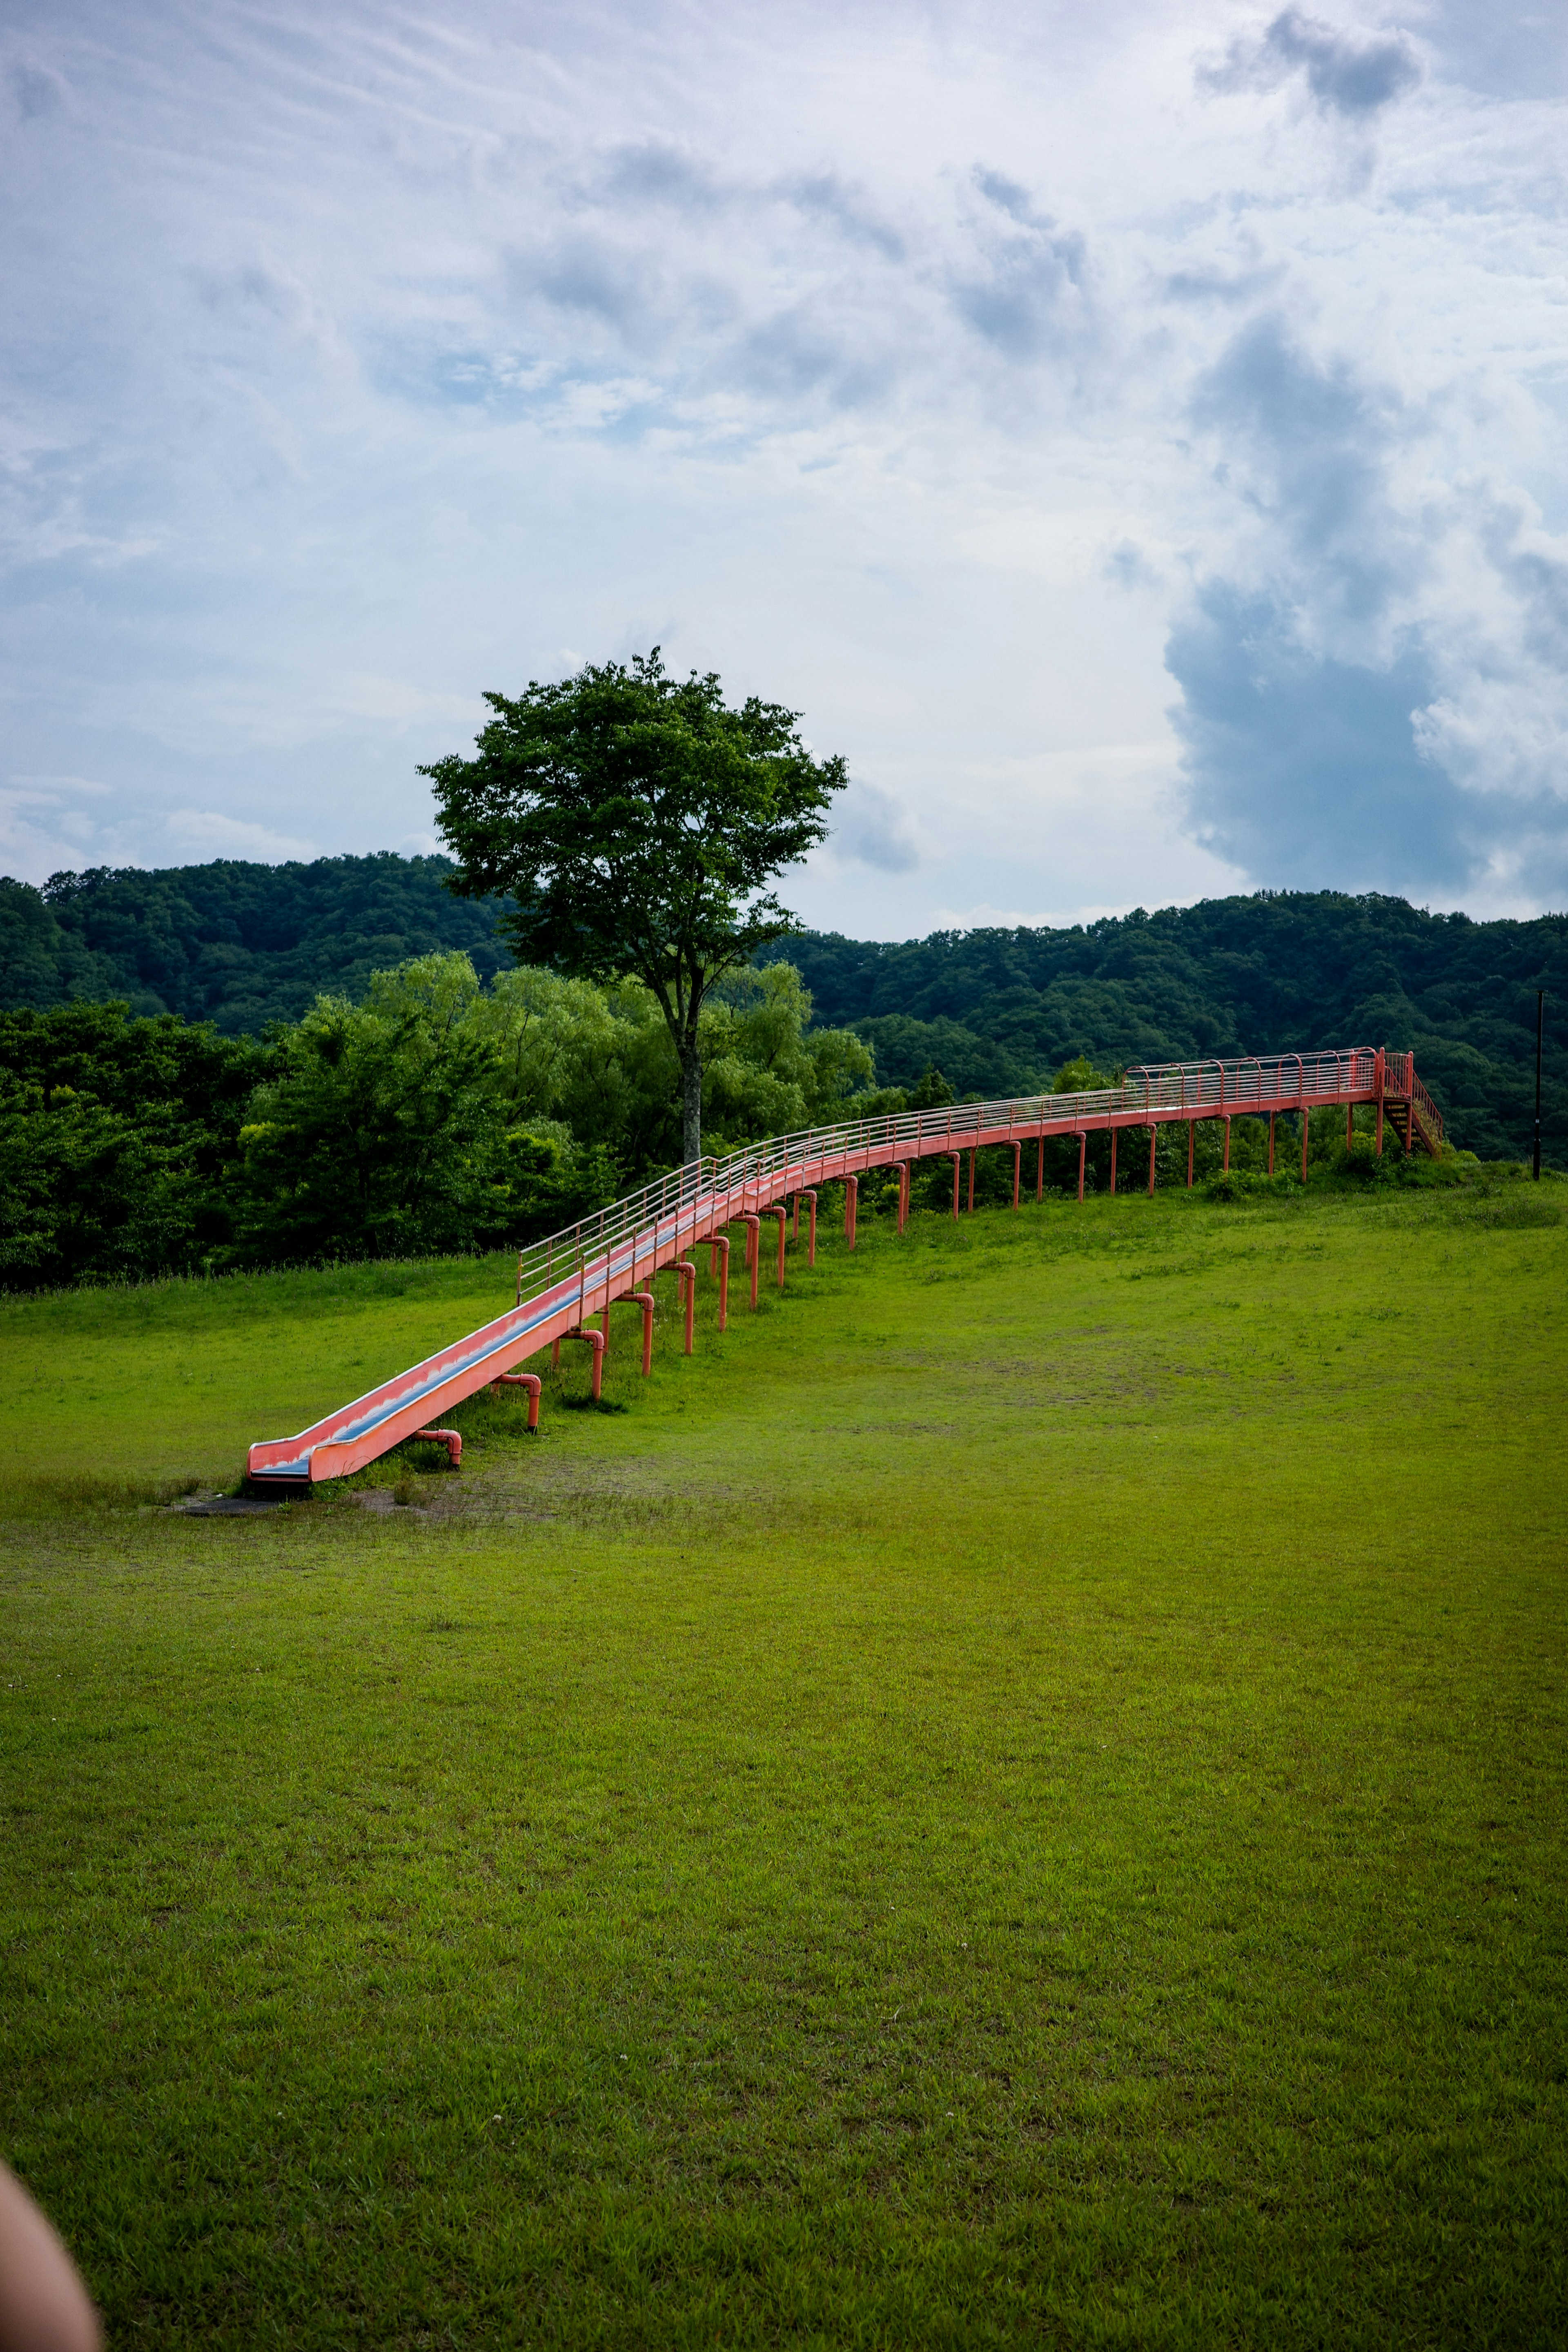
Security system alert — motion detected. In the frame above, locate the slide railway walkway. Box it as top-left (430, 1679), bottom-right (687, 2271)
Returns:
top-left (247, 1043), bottom-right (1441, 1488)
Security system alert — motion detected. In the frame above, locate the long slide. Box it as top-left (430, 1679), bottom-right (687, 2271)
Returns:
top-left (247, 1043), bottom-right (1442, 1489)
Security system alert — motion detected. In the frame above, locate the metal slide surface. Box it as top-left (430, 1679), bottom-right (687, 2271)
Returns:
top-left (247, 1044), bottom-right (1434, 1485)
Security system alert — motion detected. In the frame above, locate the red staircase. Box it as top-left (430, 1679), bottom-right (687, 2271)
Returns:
top-left (1381, 1052), bottom-right (1445, 1157)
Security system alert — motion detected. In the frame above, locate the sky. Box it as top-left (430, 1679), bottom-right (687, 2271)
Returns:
top-left (3, 0), bottom-right (1567, 936)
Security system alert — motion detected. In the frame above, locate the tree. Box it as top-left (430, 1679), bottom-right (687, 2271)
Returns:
top-left (421, 650), bottom-right (846, 1163)
top-left (230, 954), bottom-right (616, 1265)
top-left (0, 1003), bottom-right (276, 1288)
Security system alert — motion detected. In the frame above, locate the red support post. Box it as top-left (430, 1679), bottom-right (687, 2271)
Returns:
top-left (844, 1175), bottom-right (858, 1249)
top-left (792, 1192), bottom-right (800, 1240)
top-left (412, 1428), bottom-right (462, 1467)
top-left (566, 1327), bottom-right (604, 1400)
top-left (675, 1260), bottom-right (696, 1353)
top-left (628, 1291), bottom-right (655, 1375)
top-left (1011, 1141), bottom-right (1022, 1210)
top-left (490, 1371), bottom-right (541, 1430)
top-left (950, 1153), bottom-right (961, 1219)
top-left (769, 1206), bottom-right (786, 1289)
top-left (714, 1236), bottom-right (730, 1331)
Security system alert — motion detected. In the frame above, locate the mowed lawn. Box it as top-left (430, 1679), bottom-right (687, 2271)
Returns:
top-left (2, 1177), bottom-right (1566, 2348)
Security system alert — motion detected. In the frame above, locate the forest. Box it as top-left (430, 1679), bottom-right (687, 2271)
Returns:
top-left (765, 891), bottom-right (1568, 1164)
top-left (2, 856), bottom-right (1563, 1161)
top-left (0, 957), bottom-right (892, 1290)
top-left (0, 853), bottom-right (514, 1033)
top-left (1, 856), bottom-right (1564, 1289)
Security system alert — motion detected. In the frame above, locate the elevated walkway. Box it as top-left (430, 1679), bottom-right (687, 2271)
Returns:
top-left (247, 1043), bottom-right (1440, 1487)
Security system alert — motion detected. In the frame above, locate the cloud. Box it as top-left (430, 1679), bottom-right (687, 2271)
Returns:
top-left (1198, 9), bottom-right (1422, 118)
top-left (1164, 263), bottom-right (1285, 307)
top-left (521, 234), bottom-right (664, 344)
top-left (830, 780), bottom-right (920, 873)
top-left (597, 143), bottom-right (726, 214)
top-left (1189, 316), bottom-right (1420, 640)
top-left (164, 811), bottom-right (320, 863)
top-left (782, 173), bottom-right (905, 261)
top-left (1410, 2), bottom-right (1568, 103)
top-left (952, 168), bottom-right (1089, 359)
top-left (2, 0), bottom-right (1566, 929)
top-left (732, 303), bottom-right (895, 407)
top-left (8, 56), bottom-right (66, 120)
top-left (0, 776), bottom-right (116, 882)
top-left (1168, 321), bottom-right (1568, 901)
top-left (1104, 539), bottom-right (1160, 593)
top-left (1167, 582), bottom-right (1466, 888)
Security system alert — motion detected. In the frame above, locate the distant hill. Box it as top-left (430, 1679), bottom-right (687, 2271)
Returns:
top-left (766, 892), bottom-right (1568, 1164)
top-left (0, 854), bottom-right (515, 1035)
top-left (2, 857), bottom-right (1563, 1159)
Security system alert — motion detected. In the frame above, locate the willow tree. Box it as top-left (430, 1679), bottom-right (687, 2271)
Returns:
top-left (421, 651), bottom-right (846, 1164)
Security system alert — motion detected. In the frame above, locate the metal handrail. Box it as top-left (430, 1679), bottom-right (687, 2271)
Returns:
top-left (1378, 1050), bottom-right (1446, 1146)
top-left (511, 1046), bottom-right (1387, 1303)
top-left (247, 1038), bottom-right (1423, 1483)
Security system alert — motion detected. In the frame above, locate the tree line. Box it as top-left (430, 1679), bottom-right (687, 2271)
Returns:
top-left (769, 893), bottom-right (1567, 1162)
top-left (0, 956), bottom-right (902, 1291)
top-left (8, 863), bottom-right (1562, 1164)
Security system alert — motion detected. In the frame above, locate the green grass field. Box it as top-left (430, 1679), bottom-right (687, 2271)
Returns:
top-left (3, 1173), bottom-right (1566, 2347)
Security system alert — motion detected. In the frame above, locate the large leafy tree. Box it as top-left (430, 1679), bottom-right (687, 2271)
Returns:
top-left (420, 651), bottom-right (846, 1163)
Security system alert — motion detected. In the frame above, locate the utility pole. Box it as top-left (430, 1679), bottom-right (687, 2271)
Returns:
top-left (1534, 990), bottom-right (1545, 1181)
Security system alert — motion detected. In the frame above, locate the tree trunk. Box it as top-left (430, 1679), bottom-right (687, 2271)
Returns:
top-left (681, 1041), bottom-right (703, 1165)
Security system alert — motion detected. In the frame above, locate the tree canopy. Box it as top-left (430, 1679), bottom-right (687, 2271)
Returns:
top-left (0, 954), bottom-right (882, 1289)
top-left (0, 853), bottom-right (512, 1033)
top-left (421, 651), bottom-right (846, 1161)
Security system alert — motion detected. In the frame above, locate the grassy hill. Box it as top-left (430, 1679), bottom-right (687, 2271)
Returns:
top-left (3, 855), bottom-right (1564, 1157)
top-left (2, 1174), bottom-right (1564, 2344)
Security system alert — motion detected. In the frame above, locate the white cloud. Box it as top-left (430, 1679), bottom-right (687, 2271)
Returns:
top-left (163, 811), bottom-right (320, 863)
top-left (0, 1), bottom-right (1565, 922)
top-left (0, 776), bottom-right (118, 880)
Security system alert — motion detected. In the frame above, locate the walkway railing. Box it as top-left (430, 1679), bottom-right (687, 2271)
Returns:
top-left (511, 1045), bottom-right (1430, 1309)
top-left (247, 1040), bottom-right (1441, 1485)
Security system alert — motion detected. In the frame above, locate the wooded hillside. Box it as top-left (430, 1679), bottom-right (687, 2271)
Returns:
top-left (767, 894), bottom-right (1567, 1164)
top-left (0, 854), bottom-right (513, 1034)
top-left (3, 858), bottom-right (1563, 1159)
